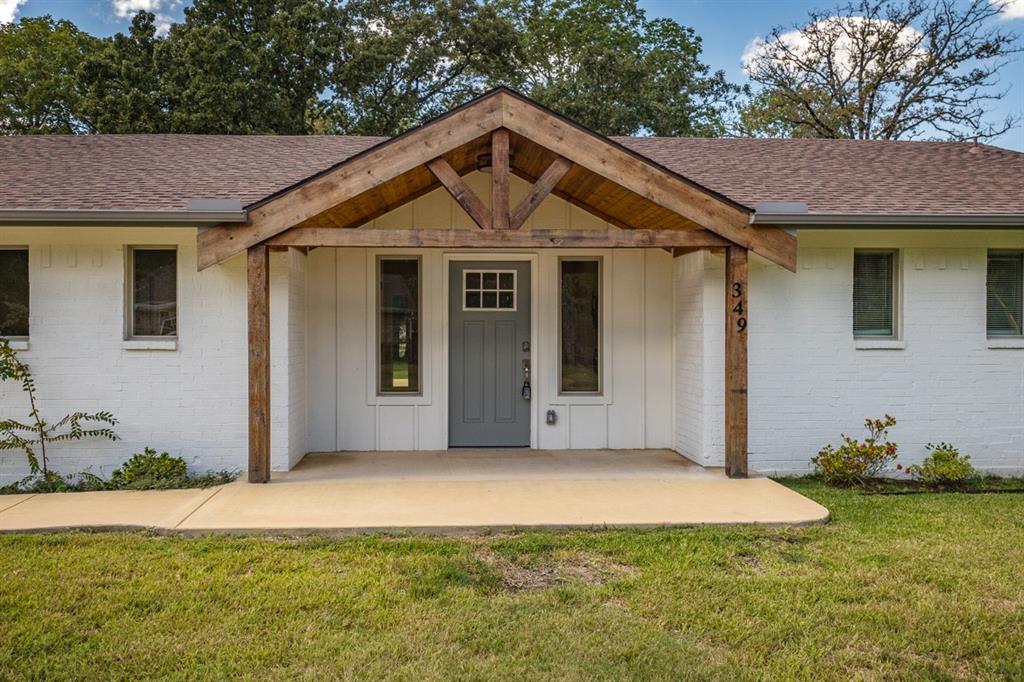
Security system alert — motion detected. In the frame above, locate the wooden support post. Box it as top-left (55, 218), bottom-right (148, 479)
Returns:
top-left (725, 246), bottom-right (748, 478)
top-left (491, 129), bottom-right (510, 230)
top-left (247, 244), bottom-right (270, 483)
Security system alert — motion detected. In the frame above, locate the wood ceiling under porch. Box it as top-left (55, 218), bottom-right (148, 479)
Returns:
top-left (194, 88), bottom-right (797, 485)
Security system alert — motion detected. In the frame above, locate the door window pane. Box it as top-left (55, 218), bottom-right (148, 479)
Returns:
top-left (0, 249), bottom-right (29, 338)
top-left (853, 250), bottom-right (896, 338)
top-left (130, 248), bottom-right (177, 337)
top-left (560, 259), bottom-right (600, 393)
top-left (987, 251), bottom-right (1023, 337)
top-left (463, 270), bottom-right (516, 310)
top-left (379, 258), bottom-right (420, 393)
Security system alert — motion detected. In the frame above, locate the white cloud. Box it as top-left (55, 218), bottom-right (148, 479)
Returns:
top-left (742, 16), bottom-right (925, 78)
top-left (112, 0), bottom-right (162, 18)
top-left (998, 0), bottom-right (1024, 20)
top-left (0, 0), bottom-right (26, 25)
top-left (111, 0), bottom-right (173, 35)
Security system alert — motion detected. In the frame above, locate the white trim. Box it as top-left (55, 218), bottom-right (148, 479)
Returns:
top-left (987, 337), bottom-right (1024, 349)
top-left (2, 339), bottom-right (29, 351)
top-left (854, 338), bottom-right (906, 350)
top-left (122, 339), bottom-right (177, 351)
top-left (442, 252), bottom-right (539, 449)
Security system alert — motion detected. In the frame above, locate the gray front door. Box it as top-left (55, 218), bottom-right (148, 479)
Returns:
top-left (449, 261), bottom-right (531, 447)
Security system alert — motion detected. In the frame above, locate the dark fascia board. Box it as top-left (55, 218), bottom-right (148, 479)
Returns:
top-left (0, 208), bottom-right (247, 226)
top-left (751, 212), bottom-right (1024, 227)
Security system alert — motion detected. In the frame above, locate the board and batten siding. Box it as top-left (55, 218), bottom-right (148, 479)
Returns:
top-left (304, 172), bottom-right (675, 452)
top-left (675, 229), bottom-right (1024, 475)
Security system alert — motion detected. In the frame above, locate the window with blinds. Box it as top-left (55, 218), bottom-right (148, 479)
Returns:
top-left (853, 250), bottom-right (897, 338)
top-left (987, 251), bottom-right (1023, 337)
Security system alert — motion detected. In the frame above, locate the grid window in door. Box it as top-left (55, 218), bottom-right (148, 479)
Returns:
top-left (853, 249), bottom-right (898, 338)
top-left (987, 251), bottom-right (1023, 337)
top-left (463, 270), bottom-right (516, 311)
top-left (378, 258), bottom-right (420, 394)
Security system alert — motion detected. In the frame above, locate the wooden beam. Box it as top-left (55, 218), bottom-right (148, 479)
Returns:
top-left (491, 129), bottom-right (510, 229)
top-left (426, 157), bottom-right (491, 230)
top-left (510, 156), bottom-right (572, 230)
top-left (247, 244), bottom-right (271, 484)
top-left (724, 246), bottom-right (748, 478)
top-left (196, 92), bottom-right (503, 268)
top-left (500, 94), bottom-right (796, 271)
top-left (267, 227), bottom-right (732, 249)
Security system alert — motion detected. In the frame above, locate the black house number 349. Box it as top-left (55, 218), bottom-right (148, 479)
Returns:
top-left (731, 282), bottom-right (747, 331)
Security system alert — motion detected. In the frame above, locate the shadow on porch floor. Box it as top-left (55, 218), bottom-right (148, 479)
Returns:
top-left (274, 449), bottom-right (723, 483)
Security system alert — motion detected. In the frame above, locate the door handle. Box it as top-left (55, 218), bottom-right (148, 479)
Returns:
top-left (521, 359), bottom-right (531, 401)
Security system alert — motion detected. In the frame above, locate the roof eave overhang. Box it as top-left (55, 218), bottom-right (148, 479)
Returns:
top-left (751, 212), bottom-right (1024, 228)
top-left (0, 208), bottom-right (248, 227)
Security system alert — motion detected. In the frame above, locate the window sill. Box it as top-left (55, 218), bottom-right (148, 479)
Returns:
top-left (2, 339), bottom-right (29, 351)
top-left (122, 339), bottom-right (177, 351)
top-left (854, 338), bottom-right (905, 350)
top-left (987, 338), bottom-right (1024, 350)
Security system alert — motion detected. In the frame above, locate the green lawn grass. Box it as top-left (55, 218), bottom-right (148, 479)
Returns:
top-left (1, 480), bottom-right (1022, 680)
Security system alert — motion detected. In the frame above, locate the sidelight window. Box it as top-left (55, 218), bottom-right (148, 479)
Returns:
top-left (378, 257), bottom-right (421, 394)
top-left (559, 258), bottom-right (601, 393)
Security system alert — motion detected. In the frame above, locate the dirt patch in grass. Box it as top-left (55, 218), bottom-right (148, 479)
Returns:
top-left (476, 548), bottom-right (636, 592)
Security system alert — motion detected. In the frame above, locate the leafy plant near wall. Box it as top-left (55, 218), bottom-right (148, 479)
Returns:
top-left (812, 415), bottom-right (898, 487)
top-left (0, 339), bottom-right (118, 490)
top-left (906, 442), bottom-right (977, 488)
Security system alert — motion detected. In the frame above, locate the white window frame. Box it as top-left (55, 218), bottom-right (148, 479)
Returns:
top-left (986, 250), bottom-right (1024, 340)
top-left (377, 255), bottom-right (423, 396)
top-left (125, 246), bottom-right (178, 341)
top-left (558, 256), bottom-right (603, 396)
top-left (0, 246), bottom-right (30, 342)
top-left (853, 248), bottom-right (901, 342)
top-left (461, 269), bottom-right (518, 312)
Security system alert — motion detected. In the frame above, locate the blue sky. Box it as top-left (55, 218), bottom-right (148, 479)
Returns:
top-left (4, 0), bottom-right (1023, 150)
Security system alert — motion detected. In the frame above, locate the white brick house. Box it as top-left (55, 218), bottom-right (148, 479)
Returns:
top-left (1, 89), bottom-right (1021, 482)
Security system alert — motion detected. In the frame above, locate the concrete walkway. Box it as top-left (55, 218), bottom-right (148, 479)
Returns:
top-left (0, 450), bottom-right (829, 533)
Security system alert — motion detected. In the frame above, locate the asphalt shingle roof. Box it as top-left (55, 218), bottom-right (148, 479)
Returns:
top-left (0, 133), bottom-right (1021, 216)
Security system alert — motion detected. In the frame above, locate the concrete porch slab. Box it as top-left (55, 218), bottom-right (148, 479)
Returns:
top-left (0, 451), bottom-right (829, 533)
top-left (177, 476), bottom-right (828, 532)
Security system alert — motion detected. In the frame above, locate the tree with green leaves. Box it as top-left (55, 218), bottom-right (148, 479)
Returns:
top-left (324, 0), bottom-right (519, 135)
top-left (739, 0), bottom-right (1021, 140)
top-left (78, 12), bottom-right (169, 134)
top-left (492, 0), bottom-right (739, 136)
top-left (156, 0), bottom-right (346, 134)
top-left (0, 16), bottom-right (99, 134)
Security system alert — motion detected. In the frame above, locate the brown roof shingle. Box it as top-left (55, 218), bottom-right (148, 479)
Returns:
top-left (0, 133), bottom-right (1021, 216)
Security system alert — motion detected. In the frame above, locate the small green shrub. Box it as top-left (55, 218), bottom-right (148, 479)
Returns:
top-left (812, 415), bottom-right (899, 486)
top-left (110, 448), bottom-right (188, 488)
top-left (906, 442), bottom-right (976, 487)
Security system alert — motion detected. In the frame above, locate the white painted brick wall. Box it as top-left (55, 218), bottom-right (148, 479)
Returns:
top-left (0, 228), bottom-right (304, 483)
top-left (672, 251), bottom-right (705, 463)
top-left (271, 248), bottom-right (308, 471)
top-left (677, 230), bottom-right (1024, 476)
